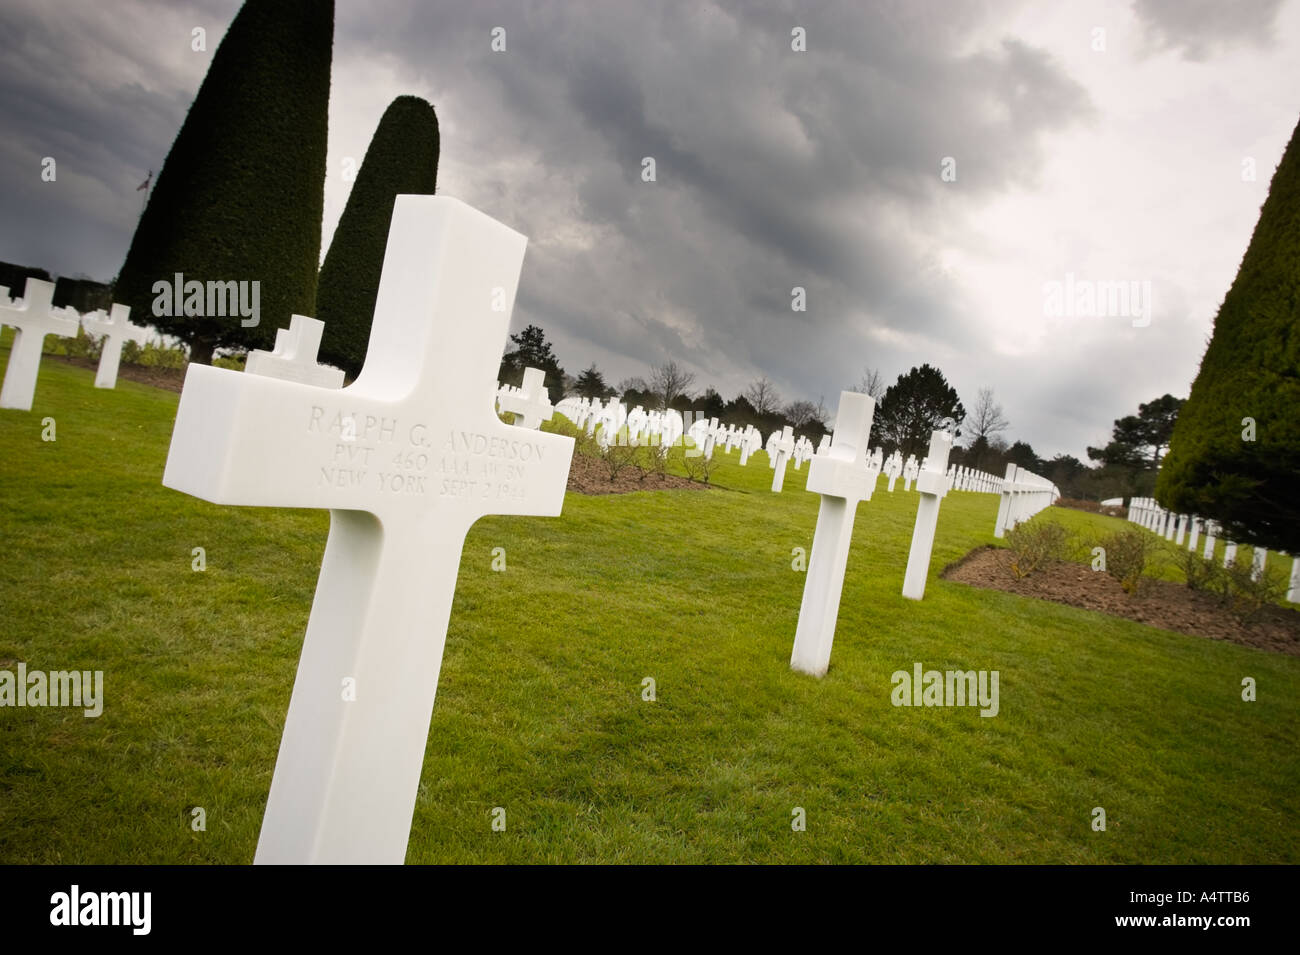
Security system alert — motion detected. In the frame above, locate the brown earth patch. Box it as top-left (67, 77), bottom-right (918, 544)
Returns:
top-left (50, 354), bottom-right (186, 393)
top-left (565, 450), bottom-right (711, 495)
top-left (943, 545), bottom-right (1300, 657)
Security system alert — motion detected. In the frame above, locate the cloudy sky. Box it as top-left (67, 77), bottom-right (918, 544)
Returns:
top-left (1, 0), bottom-right (1296, 460)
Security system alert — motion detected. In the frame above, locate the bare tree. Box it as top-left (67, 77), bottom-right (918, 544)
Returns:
top-left (852, 366), bottom-right (886, 402)
top-left (744, 375), bottom-right (782, 416)
top-left (617, 376), bottom-right (648, 395)
top-left (649, 361), bottom-right (695, 410)
top-left (968, 387), bottom-right (1010, 440)
top-left (784, 399), bottom-right (821, 429)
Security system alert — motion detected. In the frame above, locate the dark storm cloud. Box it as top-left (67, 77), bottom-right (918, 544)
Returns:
top-left (0, 0), bottom-right (242, 279)
top-left (335, 1), bottom-right (1093, 405)
top-left (1132, 0), bottom-right (1285, 60)
top-left (1, 0), bottom-right (1105, 452)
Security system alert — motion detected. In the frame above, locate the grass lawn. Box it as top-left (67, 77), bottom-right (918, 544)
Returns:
top-left (1, 346), bottom-right (1297, 863)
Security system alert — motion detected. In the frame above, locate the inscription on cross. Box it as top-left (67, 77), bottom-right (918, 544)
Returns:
top-left (162, 196), bottom-right (575, 864)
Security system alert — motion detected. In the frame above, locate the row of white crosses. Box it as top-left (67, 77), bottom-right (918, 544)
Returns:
top-left (0, 278), bottom-right (146, 409)
top-left (1127, 497), bottom-right (1298, 600)
top-left (792, 434), bottom-right (815, 470)
top-left (555, 395), bottom-right (828, 492)
top-left (947, 465), bottom-right (1003, 494)
top-left (992, 463), bottom-right (1061, 538)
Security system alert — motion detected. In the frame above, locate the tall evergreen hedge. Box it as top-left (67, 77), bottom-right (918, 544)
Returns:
top-left (113, 0), bottom-right (334, 364)
top-left (1156, 117), bottom-right (1300, 553)
top-left (315, 96), bottom-right (440, 378)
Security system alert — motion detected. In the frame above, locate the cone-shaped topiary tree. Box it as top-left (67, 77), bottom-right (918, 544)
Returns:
top-left (316, 96), bottom-right (440, 378)
top-left (113, 0), bottom-right (334, 365)
top-left (1156, 116), bottom-right (1300, 553)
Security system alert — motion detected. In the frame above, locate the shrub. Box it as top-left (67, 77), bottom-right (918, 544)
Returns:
top-left (137, 341), bottom-right (188, 369)
top-left (1173, 547), bottom-right (1221, 592)
top-left (65, 326), bottom-right (103, 360)
top-left (1005, 520), bottom-right (1072, 578)
top-left (1099, 528), bottom-right (1157, 594)
top-left (1209, 555), bottom-right (1288, 624)
top-left (600, 436), bottom-right (639, 482)
top-left (639, 440), bottom-right (669, 482)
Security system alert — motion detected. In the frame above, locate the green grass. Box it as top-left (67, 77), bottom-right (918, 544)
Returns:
top-left (1, 347), bottom-right (1297, 864)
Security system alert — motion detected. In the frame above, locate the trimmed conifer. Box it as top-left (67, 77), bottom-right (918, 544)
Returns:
top-left (1156, 117), bottom-right (1300, 553)
top-left (315, 96), bottom-right (440, 378)
top-left (113, 0), bottom-right (334, 365)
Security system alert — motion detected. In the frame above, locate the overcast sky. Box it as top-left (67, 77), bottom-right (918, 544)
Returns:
top-left (1, 0), bottom-right (1296, 460)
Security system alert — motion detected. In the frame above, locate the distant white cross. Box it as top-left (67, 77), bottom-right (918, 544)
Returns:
top-left (497, 365), bottom-right (553, 430)
top-left (901, 430), bottom-right (954, 600)
top-left (770, 426), bottom-right (795, 491)
top-left (0, 279), bottom-right (79, 410)
top-left (245, 315), bottom-right (344, 389)
top-left (80, 302), bottom-right (145, 390)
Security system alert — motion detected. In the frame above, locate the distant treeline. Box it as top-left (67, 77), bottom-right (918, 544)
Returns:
top-left (0, 260), bottom-right (114, 315)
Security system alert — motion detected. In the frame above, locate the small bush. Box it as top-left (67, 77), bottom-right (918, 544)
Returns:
top-left (1209, 556), bottom-right (1288, 624)
top-left (1173, 547), bottom-right (1221, 592)
top-left (681, 444), bottom-right (714, 484)
top-left (67, 326), bottom-right (103, 360)
top-left (637, 437), bottom-right (668, 483)
top-left (1005, 520), bottom-right (1073, 578)
top-left (1099, 528), bottom-right (1156, 594)
top-left (213, 352), bottom-right (246, 371)
top-left (137, 341), bottom-right (188, 369)
top-left (1053, 497), bottom-right (1100, 513)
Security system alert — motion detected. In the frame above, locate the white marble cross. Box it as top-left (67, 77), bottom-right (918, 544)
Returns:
top-left (769, 426), bottom-right (795, 491)
top-left (790, 391), bottom-right (876, 677)
top-left (245, 315), bottom-right (344, 388)
top-left (162, 195), bottom-right (574, 865)
top-left (884, 451), bottom-right (903, 491)
top-left (902, 455), bottom-right (919, 491)
top-left (901, 430), bottom-right (954, 600)
top-left (497, 365), bottom-right (553, 430)
top-left (81, 302), bottom-right (145, 389)
top-left (0, 279), bottom-right (80, 410)
top-left (702, 417), bottom-right (719, 459)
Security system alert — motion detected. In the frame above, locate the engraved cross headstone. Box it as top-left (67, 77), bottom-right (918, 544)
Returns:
top-left (162, 196), bottom-right (574, 864)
